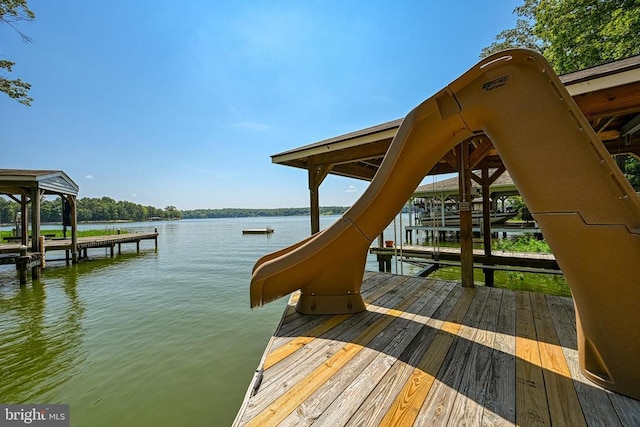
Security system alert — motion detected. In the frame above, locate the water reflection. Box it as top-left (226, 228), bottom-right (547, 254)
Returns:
top-left (0, 250), bottom-right (158, 404)
top-left (0, 268), bottom-right (84, 403)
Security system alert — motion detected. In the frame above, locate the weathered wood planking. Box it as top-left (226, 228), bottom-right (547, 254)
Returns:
top-left (234, 273), bottom-right (640, 426)
top-left (0, 232), bottom-right (158, 255)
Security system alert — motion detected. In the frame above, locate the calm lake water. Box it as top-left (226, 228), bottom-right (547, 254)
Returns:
top-left (0, 215), bottom-right (406, 426)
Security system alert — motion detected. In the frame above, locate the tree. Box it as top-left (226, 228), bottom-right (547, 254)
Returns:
top-left (622, 155), bottom-right (640, 190)
top-left (482, 0), bottom-right (640, 74)
top-left (1, 0), bottom-right (35, 105)
top-left (164, 205), bottom-right (182, 220)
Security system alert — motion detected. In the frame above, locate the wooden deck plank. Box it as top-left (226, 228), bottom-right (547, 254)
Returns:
top-left (448, 286), bottom-right (503, 425)
top-left (263, 314), bottom-right (351, 370)
top-left (609, 393), bottom-right (640, 426)
top-left (266, 274), bottom-right (409, 365)
top-left (250, 276), bottom-right (422, 406)
top-left (274, 273), bottom-right (404, 341)
top-left (234, 274), bottom-right (640, 427)
top-left (373, 286), bottom-right (476, 427)
top-left (0, 233), bottom-right (158, 255)
top-left (515, 291), bottom-right (551, 426)
top-left (240, 277), bottom-right (432, 425)
top-left (531, 292), bottom-right (586, 426)
top-left (242, 278), bottom-right (432, 426)
top-left (280, 280), bottom-right (452, 427)
top-left (556, 296), bottom-right (640, 425)
top-left (413, 286), bottom-right (490, 425)
top-left (344, 284), bottom-right (465, 427)
top-left (305, 281), bottom-right (455, 427)
top-left (482, 288), bottom-right (516, 426)
top-left (545, 295), bottom-right (623, 426)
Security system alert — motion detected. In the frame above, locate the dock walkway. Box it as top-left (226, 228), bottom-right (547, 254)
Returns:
top-left (0, 232), bottom-right (158, 255)
top-left (234, 272), bottom-right (640, 426)
top-left (370, 244), bottom-right (560, 274)
top-left (0, 232), bottom-right (158, 283)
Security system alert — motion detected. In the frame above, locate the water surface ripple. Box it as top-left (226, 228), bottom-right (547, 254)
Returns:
top-left (0, 216), bottom-right (389, 426)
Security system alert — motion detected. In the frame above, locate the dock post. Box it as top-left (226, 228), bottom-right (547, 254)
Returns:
top-left (154, 228), bottom-right (158, 251)
top-left (377, 254), bottom-right (392, 272)
top-left (39, 236), bottom-right (46, 268)
top-left (17, 245), bottom-right (28, 285)
top-left (481, 162), bottom-right (495, 287)
top-left (459, 140), bottom-right (474, 288)
top-left (117, 228), bottom-right (122, 254)
top-left (70, 195), bottom-right (78, 264)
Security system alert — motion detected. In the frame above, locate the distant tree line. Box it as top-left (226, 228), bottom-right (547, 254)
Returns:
top-left (181, 206), bottom-right (349, 219)
top-left (0, 197), bottom-right (352, 224)
top-left (0, 196), bottom-right (182, 224)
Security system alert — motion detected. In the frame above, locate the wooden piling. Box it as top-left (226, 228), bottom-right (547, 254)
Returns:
top-left (458, 141), bottom-right (474, 288)
top-left (17, 245), bottom-right (28, 285)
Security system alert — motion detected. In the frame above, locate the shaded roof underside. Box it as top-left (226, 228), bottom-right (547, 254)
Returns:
top-left (272, 55), bottom-right (640, 182)
top-left (0, 169), bottom-right (79, 197)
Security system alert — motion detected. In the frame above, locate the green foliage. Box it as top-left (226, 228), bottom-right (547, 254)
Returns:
top-left (181, 206), bottom-right (349, 219)
top-left (0, 60), bottom-right (32, 105)
top-left (0, 196), bottom-right (182, 224)
top-left (493, 235), bottom-right (552, 253)
top-left (506, 196), bottom-right (528, 220)
top-left (0, 0), bottom-right (35, 21)
top-left (480, 18), bottom-right (544, 56)
top-left (0, 0), bottom-right (35, 105)
top-left (622, 155), bottom-right (640, 191)
top-left (482, 0), bottom-right (640, 74)
top-left (0, 196), bottom-right (350, 223)
top-left (429, 266), bottom-right (570, 296)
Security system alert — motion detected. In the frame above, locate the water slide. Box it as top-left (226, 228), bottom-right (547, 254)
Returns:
top-left (250, 49), bottom-right (640, 399)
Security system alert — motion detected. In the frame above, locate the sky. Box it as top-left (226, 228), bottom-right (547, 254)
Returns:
top-left (1, 0), bottom-right (521, 210)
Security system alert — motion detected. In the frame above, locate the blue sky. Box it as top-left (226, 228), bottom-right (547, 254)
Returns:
top-left (2, 0), bottom-right (521, 210)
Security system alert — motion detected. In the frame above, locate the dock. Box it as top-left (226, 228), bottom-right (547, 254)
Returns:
top-left (0, 231), bottom-right (158, 283)
top-left (370, 244), bottom-right (560, 275)
top-left (234, 272), bottom-right (640, 426)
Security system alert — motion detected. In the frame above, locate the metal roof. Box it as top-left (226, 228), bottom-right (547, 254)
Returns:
top-left (414, 170), bottom-right (518, 198)
top-left (0, 169), bottom-right (79, 197)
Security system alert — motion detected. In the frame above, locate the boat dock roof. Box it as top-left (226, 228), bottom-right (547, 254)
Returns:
top-left (234, 272), bottom-right (640, 426)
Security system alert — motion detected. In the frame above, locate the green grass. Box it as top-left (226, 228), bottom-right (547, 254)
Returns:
top-left (428, 266), bottom-right (571, 297)
top-left (1, 227), bottom-right (128, 241)
top-left (415, 234), bottom-right (566, 295)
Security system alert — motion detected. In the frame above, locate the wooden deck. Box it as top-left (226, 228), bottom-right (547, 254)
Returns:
top-left (0, 232), bottom-right (158, 255)
top-left (234, 272), bottom-right (640, 426)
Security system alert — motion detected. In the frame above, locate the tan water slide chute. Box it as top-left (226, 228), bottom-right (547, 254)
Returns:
top-left (250, 49), bottom-right (640, 399)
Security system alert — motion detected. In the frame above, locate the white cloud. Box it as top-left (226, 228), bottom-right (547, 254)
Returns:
top-left (345, 185), bottom-right (357, 193)
top-left (85, 175), bottom-right (94, 180)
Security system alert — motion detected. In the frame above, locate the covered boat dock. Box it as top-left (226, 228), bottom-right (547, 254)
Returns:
top-left (0, 169), bottom-right (159, 284)
top-left (238, 54), bottom-right (640, 423)
top-left (0, 169), bottom-right (79, 282)
top-left (269, 54), bottom-right (640, 287)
